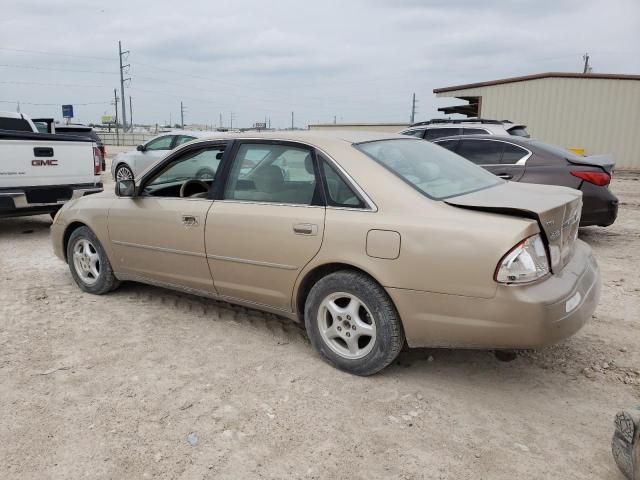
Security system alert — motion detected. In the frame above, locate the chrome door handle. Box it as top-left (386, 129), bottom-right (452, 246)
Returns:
top-left (182, 215), bottom-right (199, 226)
top-left (497, 173), bottom-right (513, 180)
top-left (293, 223), bottom-right (317, 235)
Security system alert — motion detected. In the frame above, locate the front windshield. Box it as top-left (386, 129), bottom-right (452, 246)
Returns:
top-left (356, 138), bottom-right (501, 200)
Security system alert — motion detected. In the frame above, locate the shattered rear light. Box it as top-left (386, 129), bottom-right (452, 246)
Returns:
top-left (571, 170), bottom-right (610, 186)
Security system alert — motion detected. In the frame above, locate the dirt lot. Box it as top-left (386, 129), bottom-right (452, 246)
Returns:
top-left (1, 169), bottom-right (639, 480)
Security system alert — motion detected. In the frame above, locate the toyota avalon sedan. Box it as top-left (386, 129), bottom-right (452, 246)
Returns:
top-left (51, 131), bottom-right (600, 375)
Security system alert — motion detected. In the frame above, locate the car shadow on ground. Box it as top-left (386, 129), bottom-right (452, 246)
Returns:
top-left (109, 280), bottom-right (586, 383)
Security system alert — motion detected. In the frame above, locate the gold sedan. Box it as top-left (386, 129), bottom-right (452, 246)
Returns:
top-left (51, 131), bottom-right (600, 375)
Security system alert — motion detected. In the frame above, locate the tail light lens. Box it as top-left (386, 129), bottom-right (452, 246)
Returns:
top-left (93, 146), bottom-right (103, 175)
top-left (495, 233), bottom-right (550, 284)
top-left (571, 170), bottom-right (610, 186)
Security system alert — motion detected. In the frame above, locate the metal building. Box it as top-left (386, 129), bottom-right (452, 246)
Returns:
top-left (434, 72), bottom-right (640, 169)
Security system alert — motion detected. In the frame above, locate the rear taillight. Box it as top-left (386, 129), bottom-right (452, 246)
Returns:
top-left (571, 170), bottom-right (610, 186)
top-left (93, 146), bottom-right (102, 175)
top-left (495, 233), bottom-right (550, 284)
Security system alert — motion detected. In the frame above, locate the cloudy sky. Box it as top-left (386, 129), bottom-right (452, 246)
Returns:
top-left (1, 0), bottom-right (639, 128)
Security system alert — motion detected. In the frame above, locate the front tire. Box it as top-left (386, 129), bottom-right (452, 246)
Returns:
top-left (115, 164), bottom-right (134, 181)
top-left (67, 226), bottom-right (120, 294)
top-left (304, 270), bottom-right (405, 376)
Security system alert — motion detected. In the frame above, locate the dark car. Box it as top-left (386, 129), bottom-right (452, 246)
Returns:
top-left (55, 124), bottom-right (106, 171)
top-left (433, 135), bottom-right (618, 227)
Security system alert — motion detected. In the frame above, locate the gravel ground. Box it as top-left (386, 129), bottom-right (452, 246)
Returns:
top-left (1, 168), bottom-right (638, 479)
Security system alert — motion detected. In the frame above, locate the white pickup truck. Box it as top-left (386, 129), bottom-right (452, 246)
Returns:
top-left (0, 111), bottom-right (103, 218)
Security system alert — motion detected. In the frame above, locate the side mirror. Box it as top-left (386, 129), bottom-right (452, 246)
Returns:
top-left (115, 179), bottom-right (136, 197)
top-left (136, 144), bottom-right (146, 152)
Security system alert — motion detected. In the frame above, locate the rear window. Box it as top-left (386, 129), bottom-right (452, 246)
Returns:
top-left (507, 126), bottom-right (530, 137)
top-left (356, 139), bottom-right (501, 200)
top-left (462, 128), bottom-right (490, 135)
top-left (528, 140), bottom-right (583, 161)
top-left (424, 127), bottom-right (461, 141)
top-left (0, 117), bottom-right (33, 132)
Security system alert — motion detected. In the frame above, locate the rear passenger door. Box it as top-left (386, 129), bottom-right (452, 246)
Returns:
top-left (205, 141), bottom-right (325, 312)
top-left (456, 139), bottom-right (526, 181)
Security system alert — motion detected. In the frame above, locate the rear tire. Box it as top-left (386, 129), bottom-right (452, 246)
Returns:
top-left (304, 270), bottom-right (405, 376)
top-left (67, 226), bottom-right (120, 295)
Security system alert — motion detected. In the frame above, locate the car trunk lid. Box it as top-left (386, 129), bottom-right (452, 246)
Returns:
top-left (445, 182), bottom-right (582, 272)
top-left (567, 153), bottom-right (615, 174)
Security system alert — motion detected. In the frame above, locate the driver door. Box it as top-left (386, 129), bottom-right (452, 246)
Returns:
top-left (108, 143), bottom-right (226, 293)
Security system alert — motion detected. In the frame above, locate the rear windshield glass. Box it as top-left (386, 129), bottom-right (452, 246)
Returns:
top-left (528, 140), bottom-right (583, 160)
top-left (356, 139), bottom-right (501, 200)
top-left (507, 126), bottom-right (530, 137)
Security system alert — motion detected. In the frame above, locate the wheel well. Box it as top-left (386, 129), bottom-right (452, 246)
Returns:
top-left (114, 161), bottom-right (131, 173)
top-left (62, 221), bottom-right (87, 261)
top-left (295, 263), bottom-right (381, 319)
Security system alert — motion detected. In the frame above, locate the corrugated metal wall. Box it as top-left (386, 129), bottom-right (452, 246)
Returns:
top-left (436, 77), bottom-right (640, 169)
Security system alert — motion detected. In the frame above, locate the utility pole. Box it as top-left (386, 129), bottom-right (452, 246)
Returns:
top-left (333, 115), bottom-right (337, 124)
top-left (113, 89), bottom-right (120, 146)
top-left (230, 112), bottom-right (234, 130)
top-left (291, 111), bottom-right (294, 130)
top-left (410, 93), bottom-right (417, 124)
top-left (129, 96), bottom-right (133, 131)
top-left (582, 52), bottom-right (591, 74)
top-left (180, 101), bottom-right (185, 128)
top-left (118, 41), bottom-right (130, 132)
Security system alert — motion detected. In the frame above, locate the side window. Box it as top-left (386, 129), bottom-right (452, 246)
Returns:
top-left (0, 117), bottom-right (33, 132)
top-left (224, 143), bottom-right (317, 205)
top-left (174, 135), bottom-right (196, 147)
top-left (463, 128), bottom-right (490, 135)
top-left (320, 157), bottom-right (364, 208)
top-left (457, 140), bottom-right (504, 165)
top-left (142, 146), bottom-right (224, 197)
top-left (501, 143), bottom-right (529, 164)
top-left (424, 127), bottom-right (461, 141)
top-left (145, 136), bottom-right (174, 151)
top-left (401, 129), bottom-right (425, 138)
top-left (435, 140), bottom-right (458, 152)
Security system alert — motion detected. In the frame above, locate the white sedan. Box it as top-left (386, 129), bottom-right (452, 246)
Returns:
top-left (111, 131), bottom-right (209, 180)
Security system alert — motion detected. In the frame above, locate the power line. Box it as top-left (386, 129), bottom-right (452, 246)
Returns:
top-left (0, 99), bottom-right (110, 106)
top-left (0, 47), bottom-right (112, 61)
top-left (0, 63), bottom-right (115, 75)
top-left (0, 80), bottom-right (108, 88)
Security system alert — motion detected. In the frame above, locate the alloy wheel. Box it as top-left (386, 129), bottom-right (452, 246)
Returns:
top-left (72, 238), bottom-right (101, 286)
top-left (317, 292), bottom-right (377, 359)
top-left (116, 166), bottom-right (133, 181)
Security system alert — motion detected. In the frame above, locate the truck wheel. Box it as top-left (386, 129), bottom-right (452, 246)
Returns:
top-left (304, 270), bottom-right (405, 376)
top-left (67, 226), bottom-right (120, 294)
top-left (115, 164), bottom-right (134, 181)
